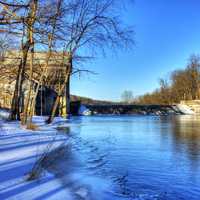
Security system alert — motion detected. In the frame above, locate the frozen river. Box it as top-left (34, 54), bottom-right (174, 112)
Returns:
top-left (51, 115), bottom-right (200, 200)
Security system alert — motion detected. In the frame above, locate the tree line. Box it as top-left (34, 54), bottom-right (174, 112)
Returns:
top-left (136, 55), bottom-right (200, 105)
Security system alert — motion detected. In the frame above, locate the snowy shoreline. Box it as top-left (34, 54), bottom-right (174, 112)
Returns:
top-left (0, 115), bottom-right (74, 199)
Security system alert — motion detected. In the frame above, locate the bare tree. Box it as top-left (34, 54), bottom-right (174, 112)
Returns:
top-left (0, 0), bottom-right (39, 120)
top-left (0, 0), bottom-right (64, 123)
top-left (121, 90), bottom-right (134, 104)
top-left (24, 0), bottom-right (64, 126)
top-left (46, 0), bottom-right (134, 123)
top-left (0, 0), bottom-right (134, 124)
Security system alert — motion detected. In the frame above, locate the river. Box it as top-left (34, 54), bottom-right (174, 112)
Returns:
top-left (50, 115), bottom-right (200, 200)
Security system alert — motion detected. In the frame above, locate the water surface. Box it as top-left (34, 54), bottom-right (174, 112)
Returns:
top-left (53, 115), bottom-right (200, 200)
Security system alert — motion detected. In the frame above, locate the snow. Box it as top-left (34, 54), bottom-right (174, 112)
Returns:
top-left (176, 104), bottom-right (195, 115)
top-left (0, 108), bottom-right (117, 200)
top-left (0, 109), bottom-right (10, 119)
top-left (78, 105), bottom-right (91, 116)
top-left (0, 114), bottom-right (73, 200)
top-left (0, 112), bottom-right (134, 200)
top-left (0, 114), bottom-right (118, 200)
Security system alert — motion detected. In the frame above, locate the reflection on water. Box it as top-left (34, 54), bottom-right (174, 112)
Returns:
top-left (52, 115), bottom-right (200, 200)
top-left (171, 116), bottom-right (200, 166)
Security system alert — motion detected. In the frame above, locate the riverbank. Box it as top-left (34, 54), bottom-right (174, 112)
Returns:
top-left (0, 115), bottom-right (116, 200)
top-left (0, 116), bottom-right (74, 199)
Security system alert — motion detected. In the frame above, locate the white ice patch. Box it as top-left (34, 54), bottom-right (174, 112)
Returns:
top-left (176, 104), bottom-right (195, 115)
top-left (78, 105), bottom-right (91, 116)
top-left (0, 109), bottom-right (10, 119)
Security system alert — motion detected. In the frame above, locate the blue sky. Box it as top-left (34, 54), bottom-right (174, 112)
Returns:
top-left (71, 0), bottom-right (200, 101)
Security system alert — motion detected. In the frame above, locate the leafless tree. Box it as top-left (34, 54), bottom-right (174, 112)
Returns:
top-left (0, 0), bottom-right (39, 120)
top-left (47, 0), bottom-right (134, 123)
top-left (121, 90), bottom-right (134, 104)
top-left (0, 0), bottom-right (64, 123)
top-left (0, 0), bottom-right (134, 124)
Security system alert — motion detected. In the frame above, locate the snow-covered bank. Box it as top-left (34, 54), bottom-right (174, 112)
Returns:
top-left (0, 116), bottom-right (73, 200)
top-left (176, 104), bottom-right (195, 115)
top-left (0, 116), bottom-right (117, 200)
top-left (0, 109), bottom-right (10, 120)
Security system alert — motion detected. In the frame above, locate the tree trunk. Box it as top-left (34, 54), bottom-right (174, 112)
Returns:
top-left (10, 42), bottom-right (31, 120)
top-left (29, 0), bottom-right (62, 120)
top-left (10, 0), bottom-right (38, 121)
top-left (22, 15), bottom-right (36, 124)
top-left (46, 55), bottom-right (72, 124)
top-left (65, 74), bottom-right (70, 118)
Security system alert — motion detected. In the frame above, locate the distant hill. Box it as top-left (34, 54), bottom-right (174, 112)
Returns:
top-left (70, 95), bottom-right (115, 105)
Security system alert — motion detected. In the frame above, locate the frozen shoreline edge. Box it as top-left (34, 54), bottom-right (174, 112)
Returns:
top-left (0, 115), bottom-right (74, 199)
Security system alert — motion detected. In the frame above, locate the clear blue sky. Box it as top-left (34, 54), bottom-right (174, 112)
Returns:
top-left (71, 0), bottom-right (200, 101)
